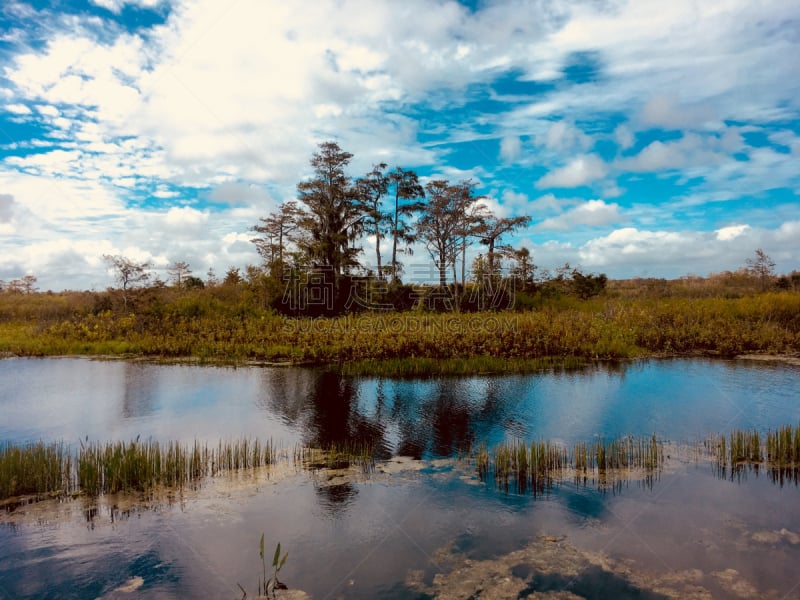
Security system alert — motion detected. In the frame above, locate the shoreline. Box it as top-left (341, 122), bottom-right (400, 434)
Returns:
top-left (1, 351), bottom-right (799, 375)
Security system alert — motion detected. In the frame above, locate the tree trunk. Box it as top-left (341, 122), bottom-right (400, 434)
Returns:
top-left (391, 192), bottom-right (399, 283)
top-left (374, 221), bottom-right (383, 279)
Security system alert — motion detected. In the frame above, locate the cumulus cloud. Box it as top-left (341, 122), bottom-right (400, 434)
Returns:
top-left (573, 224), bottom-right (797, 278)
top-left (536, 154), bottom-right (608, 188)
top-left (0, 0), bottom-right (798, 288)
top-left (716, 224), bottom-right (749, 241)
top-left (536, 199), bottom-right (623, 231)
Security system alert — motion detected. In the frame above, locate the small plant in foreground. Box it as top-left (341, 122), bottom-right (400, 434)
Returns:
top-left (238, 535), bottom-right (288, 599)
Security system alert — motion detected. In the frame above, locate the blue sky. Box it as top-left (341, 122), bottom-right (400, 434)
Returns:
top-left (1, 0), bottom-right (798, 290)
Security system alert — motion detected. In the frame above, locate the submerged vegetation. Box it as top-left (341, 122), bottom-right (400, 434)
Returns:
top-left (4, 425), bottom-right (800, 504)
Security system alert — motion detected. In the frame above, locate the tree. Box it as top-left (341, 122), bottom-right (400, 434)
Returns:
top-left (417, 180), bottom-right (459, 289)
top-left (354, 163), bottom-right (391, 278)
top-left (452, 184), bottom-right (490, 298)
top-left (103, 255), bottom-right (152, 308)
top-left (183, 275), bottom-right (205, 289)
top-left (295, 141), bottom-right (361, 291)
top-left (387, 167), bottom-right (425, 283)
top-left (252, 201), bottom-right (302, 268)
top-left (206, 267), bottom-right (219, 287)
top-left (571, 269), bottom-right (607, 299)
top-left (508, 247), bottom-right (535, 292)
top-left (22, 275), bottom-right (38, 294)
top-left (746, 248), bottom-right (776, 290)
top-left (417, 179), bottom-right (482, 295)
top-left (223, 267), bottom-right (242, 286)
top-left (479, 215), bottom-right (531, 278)
top-left (167, 261), bottom-right (192, 287)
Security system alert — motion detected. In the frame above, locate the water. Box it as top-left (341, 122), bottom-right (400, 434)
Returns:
top-left (1, 357), bottom-right (800, 598)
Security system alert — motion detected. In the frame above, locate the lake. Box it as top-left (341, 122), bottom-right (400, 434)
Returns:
top-left (1, 357), bottom-right (800, 598)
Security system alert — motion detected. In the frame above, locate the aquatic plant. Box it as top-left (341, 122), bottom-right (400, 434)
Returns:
top-left (477, 434), bottom-right (663, 494)
top-left (0, 436), bottom-right (383, 502)
top-left (238, 536), bottom-right (288, 600)
top-left (0, 440), bottom-right (70, 499)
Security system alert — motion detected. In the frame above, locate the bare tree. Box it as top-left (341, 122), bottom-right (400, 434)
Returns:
top-left (167, 261), bottom-right (192, 287)
top-left (417, 179), bottom-right (482, 298)
top-left (417, 180), bottom-right (459, 289)
top-left (252, 201), bottom-right (302, 268)
top-left (103, 254), bottom-right (152, 308)
top-left (206, 267), bottom-right (219, 287)
top-left (5, 276), bottom-right (37, 294)
top-left (746, 248), bottom-right (776, 290)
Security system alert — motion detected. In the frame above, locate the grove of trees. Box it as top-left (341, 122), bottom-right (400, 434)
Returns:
top-left (248, 141), bottom-right (542, 313)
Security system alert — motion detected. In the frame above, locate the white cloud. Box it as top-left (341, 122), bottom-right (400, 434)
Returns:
top-left (90, 0), bottom-right (164, 14)
top-left (1, 0), bottom-right (799, 288)
top-left (715, 224), bottom-right (749, 241)
top-left (614, 124), bottom-right (634, 151)
top-left (571, 224), bottom-right (797, 278)
top-left (537, 199), bottom-right (622, 231)
top-left (527, 193), bottom-right (564, 214)
top-left (640, 95), bottom-right (718, 130)
top-left (5, 103), bottom-right (32, 115)
top-left (0, 194), bottom-right (16, 222)
top-left (499, 136), bottom-right (521, 162)
top-left (542, 121), bottom-right (592, 153)
top-left (617, 134), bottom-right (726, 173)
top-left (164, 206), bottom-right (207, 227)
top-left (536, 155), bottom-right (608, 188)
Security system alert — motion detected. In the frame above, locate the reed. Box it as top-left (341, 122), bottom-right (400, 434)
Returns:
top-left (0, 440), bottom-right (71, 498)
top-left (2, 437), bottom-right (290, 500)
top-left (766, 424), bottom-right (800, 466)
top-left (708, 425), bottom-right (799, 470)
top-left (478, 433), bottom-right (663, 494)
top-left (297, 440), bottom-right (375, 471)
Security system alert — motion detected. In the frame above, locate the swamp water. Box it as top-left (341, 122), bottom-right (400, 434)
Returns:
top-left (1, 357), bottom-right (799, 599)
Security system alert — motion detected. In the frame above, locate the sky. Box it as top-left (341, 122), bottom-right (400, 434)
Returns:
top-left (0, 0), bottom-right (798, 291)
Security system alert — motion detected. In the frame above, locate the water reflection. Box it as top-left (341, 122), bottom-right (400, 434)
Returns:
top-left (121, 363), bottom-right (156, 419)
top-left (315, 481), bottom-right (359, 516)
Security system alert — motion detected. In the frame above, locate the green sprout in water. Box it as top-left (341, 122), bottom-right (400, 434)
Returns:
top-left (239, 535), bottom-right (288, 599)
top-left (262, 535), bottom-right (289, 598)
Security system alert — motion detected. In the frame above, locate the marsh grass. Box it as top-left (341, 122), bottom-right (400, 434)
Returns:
top-left (1, 437), bottom-right (374, 502)
top-left (3, 291), bottom-right (798, 371)
top-left (706, 425), bottom-right (800, 483)
top-left (0, 441), bottom-right (71, 499)
top-left (5, 425), bottom-right (800, 502)
top-left (297, 441), bottom-right (375, 472)
top-left (481, 434), bottom-right (665, 494)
